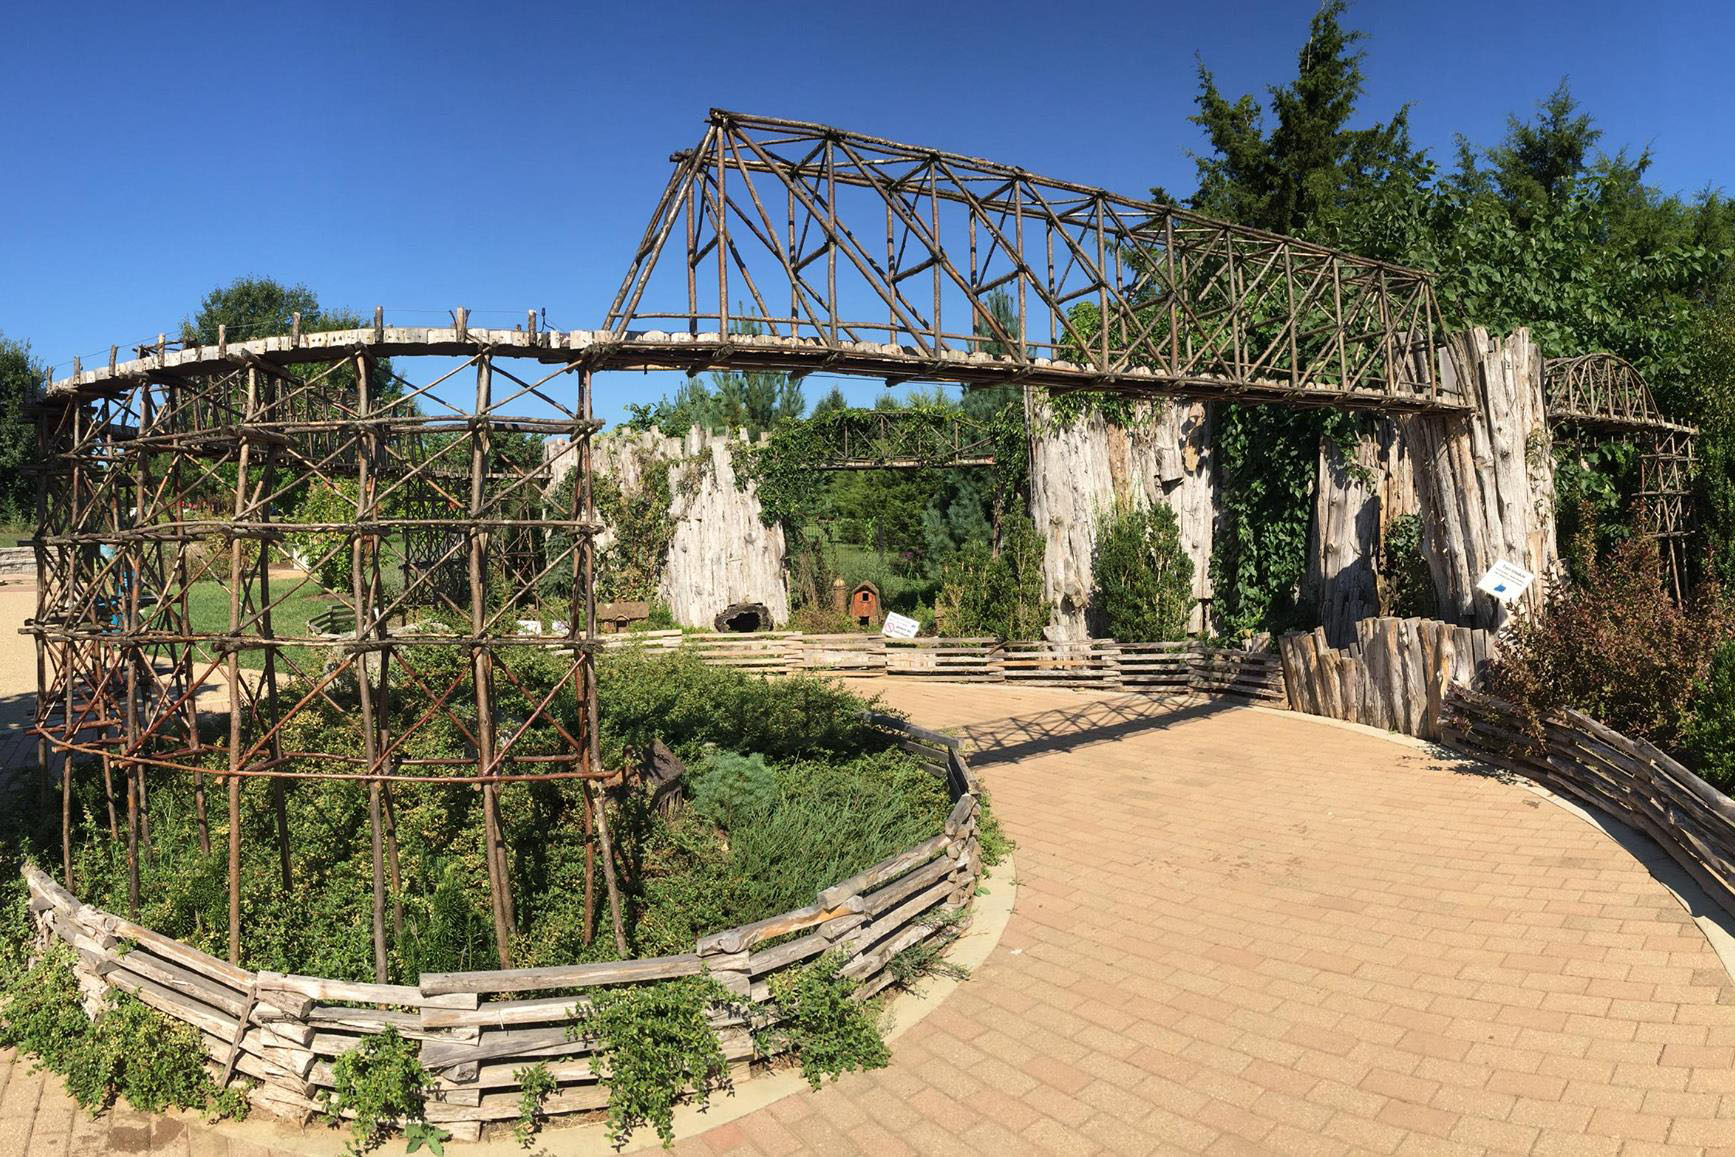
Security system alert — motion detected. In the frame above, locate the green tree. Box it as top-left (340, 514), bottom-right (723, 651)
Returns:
top-left (0, 334), bottom-right (44, 524)
top-left (181, 277), bottom-right (324, 345)
top-left (1091, 499), bottom-right (1195, 641)
top-left (1180, 0), bottom-right (1405, 635)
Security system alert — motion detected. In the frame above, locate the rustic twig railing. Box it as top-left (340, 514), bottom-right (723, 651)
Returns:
top-left (21, 713), bottom-right (984, 1140)
top-left (598, 631), bottom-right (1286, 701)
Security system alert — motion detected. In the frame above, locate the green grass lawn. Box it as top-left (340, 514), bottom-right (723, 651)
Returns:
top-left (182, 573), bottom-right (341, 673)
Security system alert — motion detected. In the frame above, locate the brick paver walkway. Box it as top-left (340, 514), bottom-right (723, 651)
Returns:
top-left (5, 678), bottom-right (1734, 1154)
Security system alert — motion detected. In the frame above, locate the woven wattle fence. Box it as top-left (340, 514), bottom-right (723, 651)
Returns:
top-left (22, 713), bottom-right (983, 1140)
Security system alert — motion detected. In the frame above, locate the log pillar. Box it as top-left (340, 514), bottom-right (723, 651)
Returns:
top-left (1029, 399), bottom-right (1214, 639)
top-left (1403, 328), bottom-right (1557, 629)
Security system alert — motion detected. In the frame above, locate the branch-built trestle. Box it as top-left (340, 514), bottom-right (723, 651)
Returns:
top-left (27, 317), bottom-right (611, 970)
top-left (1544, 353), bottom-right (1698, 595)
top-left (604, 110), bottom-right (1461, 414)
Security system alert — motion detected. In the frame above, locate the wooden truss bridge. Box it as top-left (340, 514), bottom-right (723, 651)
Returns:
top-left (1543, 352), bottom-right (1697, 596)
top-left (604, 110), bottom-right (1460, 413)
top-left (805, 408), bottom-right (996, 470)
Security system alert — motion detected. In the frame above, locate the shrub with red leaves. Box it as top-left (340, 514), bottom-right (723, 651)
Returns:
top-left (1484, 533), bottom-right (1730, 756)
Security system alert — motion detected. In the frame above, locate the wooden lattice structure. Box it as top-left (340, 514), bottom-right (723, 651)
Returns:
top-left (27, 313), bottom-right (614, 979)
top-left (1544, 353), bottom-right (1698, 596)
top-left (604, 110), bottom-right (1464, 414)
top-left (806, 408), bottom-right (996, 470)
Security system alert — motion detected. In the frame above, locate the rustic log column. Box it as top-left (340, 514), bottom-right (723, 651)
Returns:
top-left (1028, 398), bottom-right (1214, 639)
top-left (351, 352), bottom-right (390, 982)
top-left (225, 368), bottom-right (260, 965)
top-left (469, 348), bottom-right (514, 968)
top-left (1404, 328), bottom-right (1557, 629)
top-left (1306, 417), bottom-right (1420, 646)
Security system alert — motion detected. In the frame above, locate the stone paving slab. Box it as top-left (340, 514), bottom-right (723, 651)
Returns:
top-left (5, 680), bottom-right (1735, 1154)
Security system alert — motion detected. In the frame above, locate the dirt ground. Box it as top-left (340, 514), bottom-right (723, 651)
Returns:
top-left (0, 580), bottom-right (40, 735)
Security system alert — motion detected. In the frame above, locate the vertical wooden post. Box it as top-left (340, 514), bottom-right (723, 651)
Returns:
top-left (165, 371), bottom-right (210, 856)
top-left (352, 352), bottom-right (390, 982)
top-left (470, 352), bottom-right (514, 968)
top-left (578, 368), bottom-right (627, 957)
top-left (254, 374), bottom-right (290, 892)
top-left (225, 368), bottom-right (259, 965)
top-left (566, 371), bottom-right (595, 945)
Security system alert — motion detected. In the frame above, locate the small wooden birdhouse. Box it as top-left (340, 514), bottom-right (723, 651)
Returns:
top-left (849, 581), bottom-right (881, 627)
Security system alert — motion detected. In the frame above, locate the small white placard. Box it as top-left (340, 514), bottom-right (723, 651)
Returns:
top-left (1476, 560), bottom-right (1536, 604)
top-left (881, 611), bottom-right (920, 639)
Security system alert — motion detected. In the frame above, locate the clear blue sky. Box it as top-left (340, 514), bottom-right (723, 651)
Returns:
top-left (6, 0), bottom-right (1731, 427)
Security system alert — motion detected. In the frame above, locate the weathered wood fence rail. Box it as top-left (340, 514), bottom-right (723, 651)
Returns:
top-left (600, 631), bottom-right (1286, 702)
top-left (1277, 617), bottom-right (1498, 739)
top-left (22, 714), bottom-right (984, 1139)
top-left (1442, 687), bottom-right (1735, 924)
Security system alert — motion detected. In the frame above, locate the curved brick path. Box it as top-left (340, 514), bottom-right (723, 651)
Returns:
top-left (5, 674), bottom-right (1735, 1154)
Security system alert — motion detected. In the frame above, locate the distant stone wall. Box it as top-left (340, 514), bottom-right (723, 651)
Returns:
top-left (1029, 399), bottom-right (1214, 640)
top-left (550, 429), bottom-right (789, 629)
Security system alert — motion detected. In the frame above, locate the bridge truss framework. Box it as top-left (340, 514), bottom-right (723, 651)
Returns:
top-left (1544, 353), bottom-right (1698, 597)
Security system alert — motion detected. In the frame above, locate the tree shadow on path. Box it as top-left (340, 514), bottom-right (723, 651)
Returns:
top-left (955, 693), bottom-right (1240, 767)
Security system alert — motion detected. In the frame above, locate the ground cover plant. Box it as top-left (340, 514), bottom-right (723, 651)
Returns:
top-left (0, 648), bottom-right (996, 1149)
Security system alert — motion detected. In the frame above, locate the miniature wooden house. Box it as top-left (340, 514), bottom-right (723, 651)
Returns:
top-left (849, 580), bottom-right (882, 627)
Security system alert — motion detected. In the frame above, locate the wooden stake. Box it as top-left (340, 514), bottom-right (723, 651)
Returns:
top-left (353, 352), bottom-right (389, 983)
top-left (225, 368), bottom-right (259, 966)
top-left (470, 354), bottom-right (514, 968)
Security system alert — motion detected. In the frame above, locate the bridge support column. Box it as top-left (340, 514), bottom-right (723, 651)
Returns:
top-left (1307, 417), bottom-right (1421, 646)
top-left (1404, 328), bottom-right (1558, 630)
top-left (1030, 399), bottom-right (1214, 640)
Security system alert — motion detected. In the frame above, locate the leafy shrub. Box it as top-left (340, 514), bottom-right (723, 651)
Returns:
top-left (1685, 641), bottom-right (1735, 790)
top-left (322, 1026), bottom-right (439, 1155)
top-left (0, 948), bottom-right (229, 1116)
top-left (1089, 497), bottom-right (1194, 641)
top-left (574, 976), bottom-right (744, 1148)
top-left (1483, 534), bottom-right (1730, 752)
top-left (889, 909), bottom-right (971, 988)
top-left (787, 603), bottom-right (861, 634)
top-left (0, 945), bottom-right (92, 1078)
top-left (512, 1062), bottom-right (556, 1146)
top-left (933, 499), bottom-right (1049, 639)
top-left (284, 479), bottom-right (360, 594)
top-left (1379, 513), bottom-right (1436, 618)
top-left (596, 650), bottom-right (875, 764)
top-left (759, 953), bottom-right (888, 1089)
top-left (81, 993), bottom-right (216, 1114)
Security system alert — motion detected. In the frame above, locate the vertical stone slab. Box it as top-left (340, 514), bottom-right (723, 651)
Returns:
top-left (1029, 399), bottom-right (1214, 639)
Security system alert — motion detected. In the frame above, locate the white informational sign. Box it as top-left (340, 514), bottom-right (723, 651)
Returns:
top-left (1476, 560), bottom-right (1536, 604)
top-left (881, 611), bottom-right (921, 639)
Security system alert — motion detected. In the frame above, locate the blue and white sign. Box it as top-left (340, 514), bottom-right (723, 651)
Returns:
top-left (1476, 560), bottom-right (1536, 604)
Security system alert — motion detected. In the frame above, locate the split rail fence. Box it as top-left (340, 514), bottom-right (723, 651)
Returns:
top-left (1274, 617), bottom-right (1735, 927)
top-left (1442, 688), bottom-right (1735, 924)
top-left (600, 631), bottom-right (1287, 702)
top-left (22, 714), bottom-right (984, 1139)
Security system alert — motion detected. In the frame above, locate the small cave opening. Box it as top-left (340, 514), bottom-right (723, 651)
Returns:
top-left (714, 601), bottom-right (769, 633)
